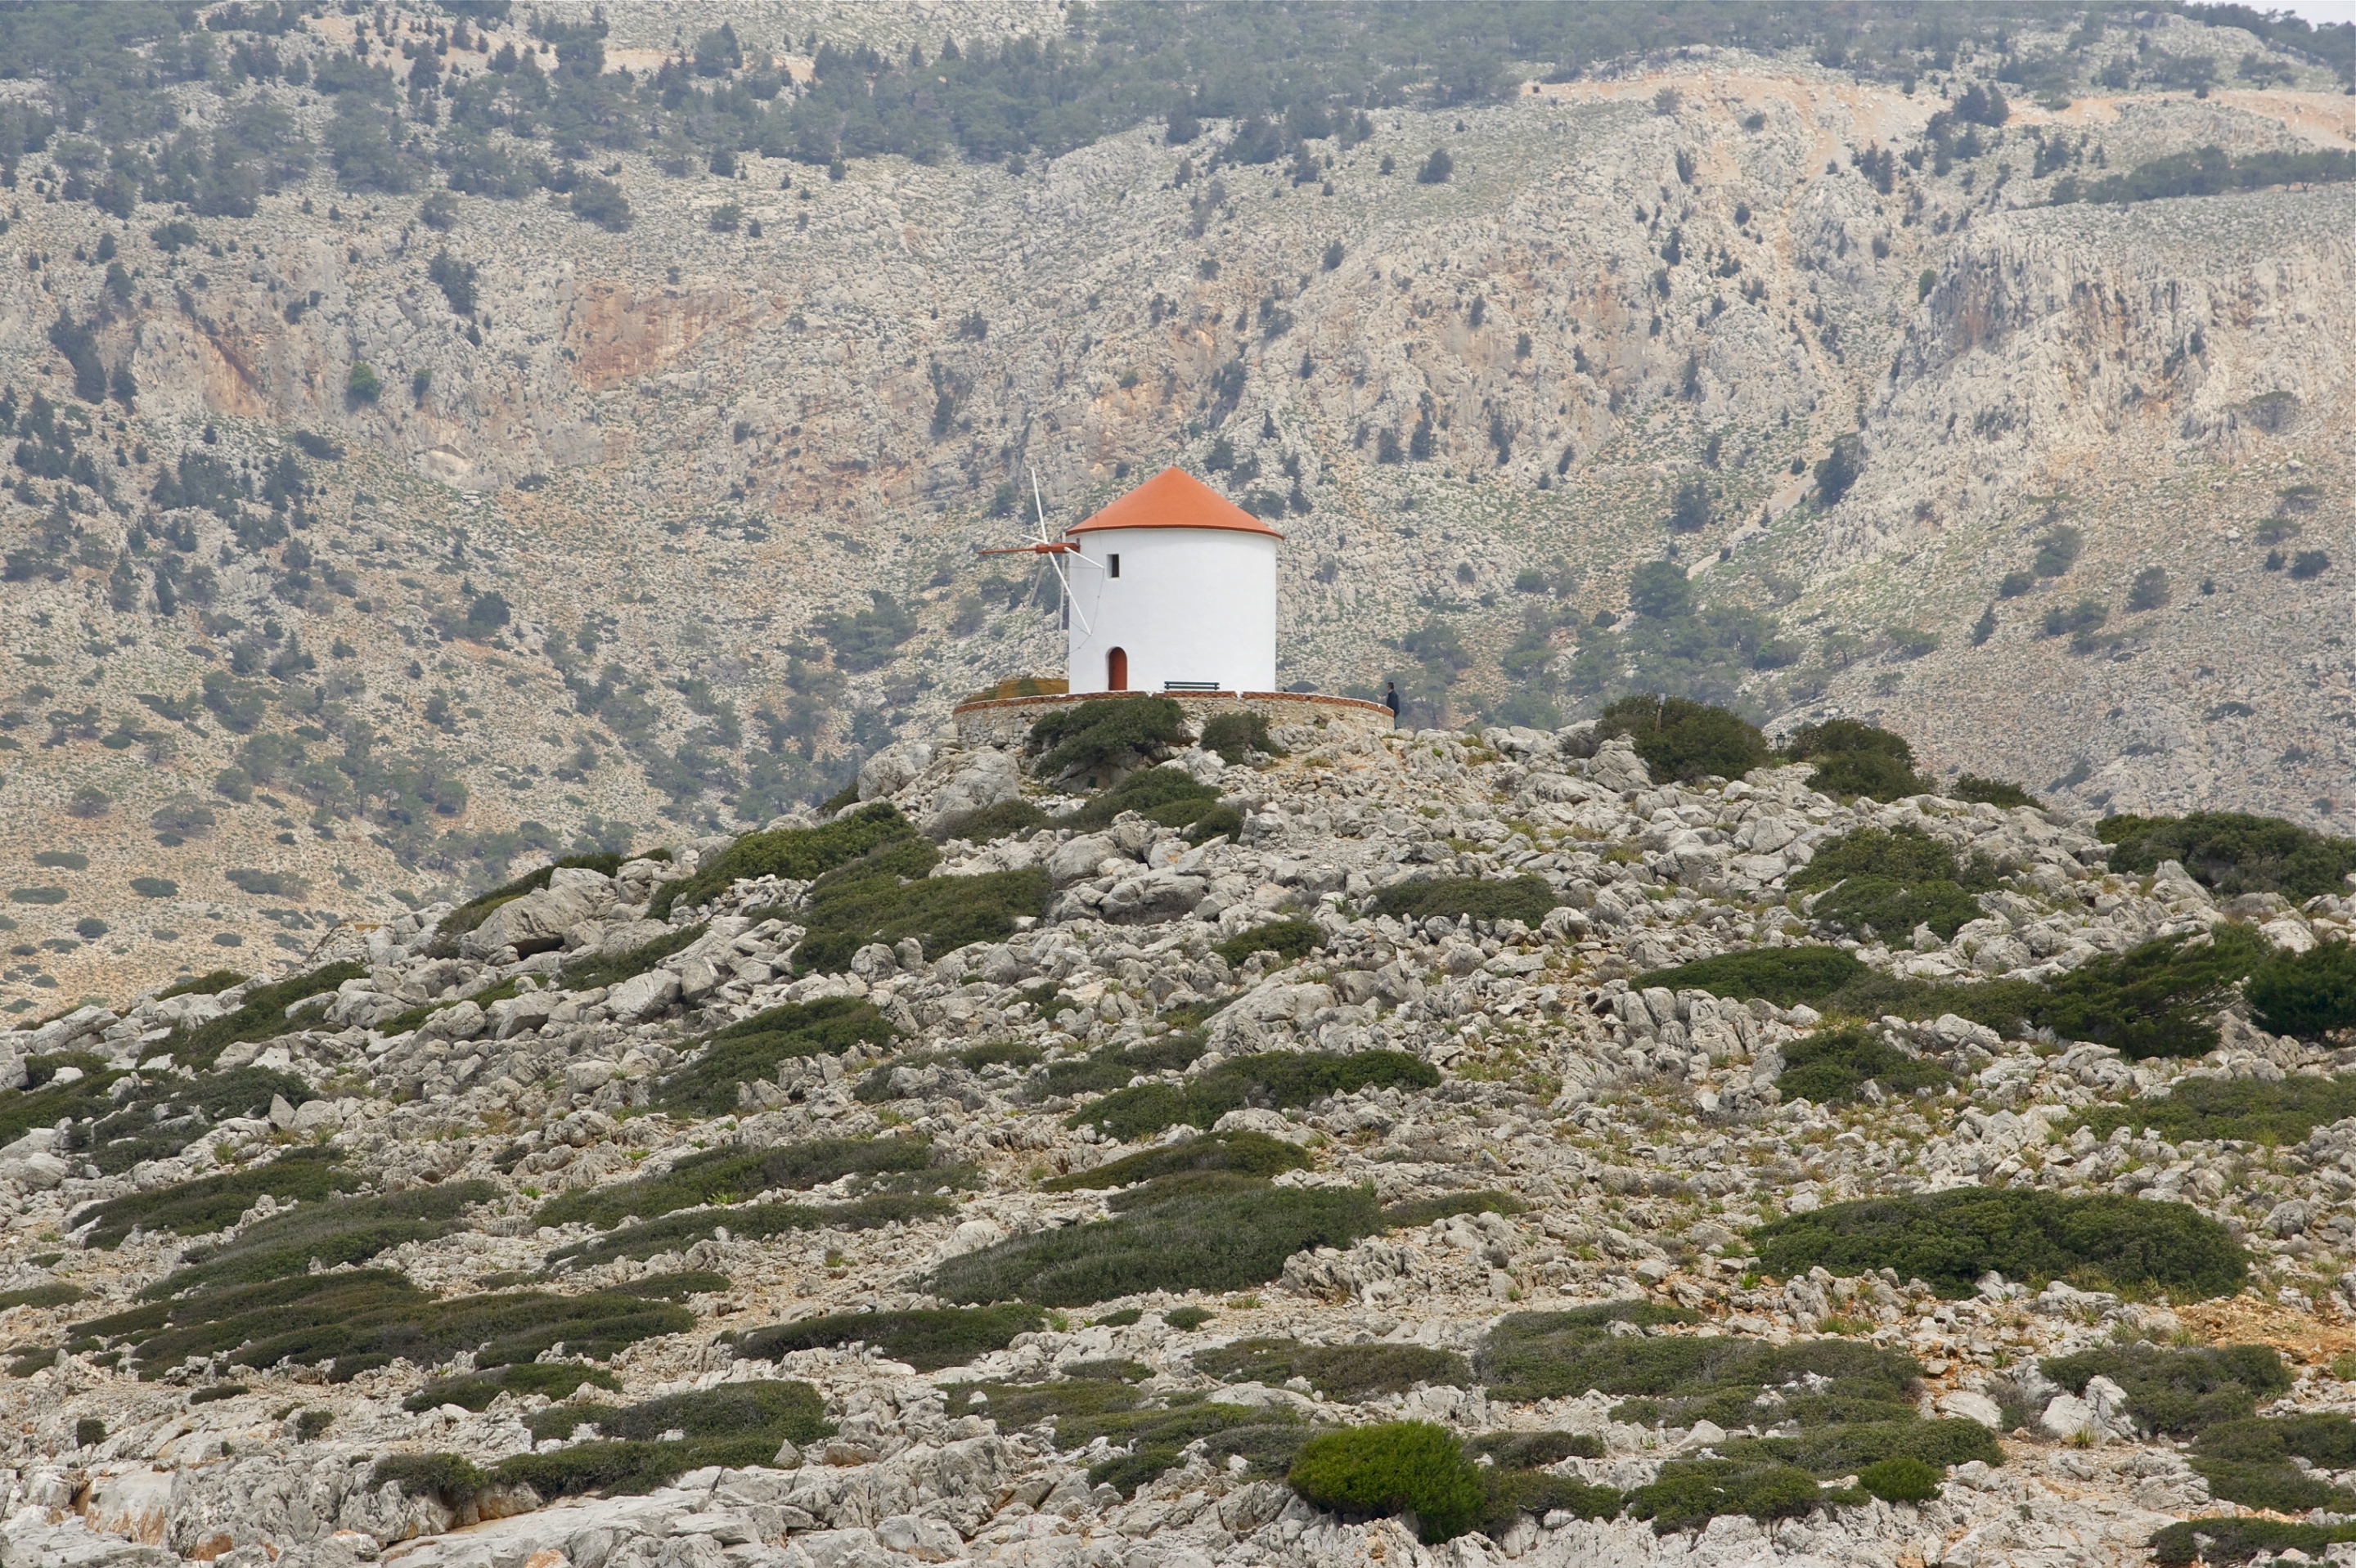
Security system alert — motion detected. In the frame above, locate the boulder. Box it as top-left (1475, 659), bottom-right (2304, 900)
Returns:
top-left (607, 969), bottom-right (681, 1022)
top-left (461, 879), bottom-right (614, 959)
top-left (1587, 735), bottom-right (1652, 793)
top-left (1048, 833), bottom-right (1122, 885)
top-left (1938, 1390), bottom-right (2007, 1429)
top-left (858, 739), bottom-right (937, 802)
top-left (924, 748), bottom-right (1022, 831)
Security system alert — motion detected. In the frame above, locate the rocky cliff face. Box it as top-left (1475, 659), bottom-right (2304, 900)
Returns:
top-left (0, 2), bottom-right (2348, 1014)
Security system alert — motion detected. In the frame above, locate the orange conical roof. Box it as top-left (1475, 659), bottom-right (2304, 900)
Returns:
top-left (1065, 466), bottom-right (1284, 539)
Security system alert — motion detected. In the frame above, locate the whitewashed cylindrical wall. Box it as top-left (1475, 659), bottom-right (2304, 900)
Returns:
top-left (1063, 527), bottom-right (1278, 694)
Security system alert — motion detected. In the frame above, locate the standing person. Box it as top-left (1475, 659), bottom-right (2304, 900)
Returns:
top-left (1383, 681), bottom-right (1401, 725)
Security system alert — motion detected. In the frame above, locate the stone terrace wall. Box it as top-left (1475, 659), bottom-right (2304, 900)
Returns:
top-left (951, 691), bottom-right (1393, 751)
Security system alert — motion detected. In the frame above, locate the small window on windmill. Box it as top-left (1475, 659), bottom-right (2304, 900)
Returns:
top-left (1109, 553), bottom-right (1122, 578)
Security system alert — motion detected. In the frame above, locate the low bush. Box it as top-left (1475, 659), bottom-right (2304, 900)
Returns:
top-left (187, 1384), bottom-right (247, 1404)
top-left (555, 922), bottom-right (708, 994)
top-left (2076, 1072), bottom-right (2356, 1147)
top-left (2099, 811), bottom-right (2356, 901)
top-left (1792, 825), bottom-right (2003, 943)
top-left (1036, 1033), bottom-right (1207, 1099)
top-left (546, 1192), bottom-right (955, 1270)
top-left (438, 852), bottom-right (633, 940)
top-left (736, 1304), bottom-right (1045, 1371)
top-left (930, 1184), bottom-right (1381, 1306)
top-left (2029, 924), bottom-right (2269, 1059)
top-left (1040, 1130), bottom-right (1311, 1192)
top-left (70, 1268), bottom-right (692, 1382)
top-left (73, 1148), bottom-right (360, 1247)
top-left (2245, 939), bottom-right (2356, 1040)
top-left (1776, 1023), bottom-right (1951, 1105)
top-left (1780, 719), bottom-right (1930, 802)
top-left (1859, 1455), bottom-right (1942, 1503)
top-left (794, 835), bottom-right (1050, 974)
top-left (400, 1382), bottom-right (831, 1507)
top-left (147, 1181), bottom-right (499, 1296)
top-left (1598, 695), bottom-right (1769, 784)
top-left (1370, 876), bottom-right (1557, 926)
top-left (1287, 1422), bottom-right (1487, 1544)
top-left (1194, 1337), bottom-right (1472, 1400)
top-left (402, 1362), bottom-right (623, 1413)
top-left (537, 1136), bottom-right (935, 1229)
top-left (1477, 1466), bottom-right (1622, 1537)
top-left (2189, 1414), bottom-right (2356, 1512)
top-left (1212, 919), bottom-right (1323, 968)
top-left (1472, 1301), bottom-right (1703, 1402)
top-left (0, 1283), bottom-right (81, 1310)
top-left (946, 1368), bottom-right (1311, 1496)
top-left (1640, 946), bottom-right (1866, 1006)
top-left (159, 970), bottom-right (245, 1000)
top-left (1749, 1187), bottom-right (2248, 1300)
top-left (651, 998), bottom-right (900, 1116)
top-left (1028, 694), bottom-right (1187, 779)
top-left (76, 1067), bottom-right (323, 1175)
top-left (2042, 1343), bottom-right (2289, 1437)
top-left (1952, 775), bottom-right (2041, 809)
top-left (1054, 766), bottom-right (1221, 832)
top-left (651, 804), bottom-right (909, 919)
top-left (1163, 1305), bottom-right (1213, 1330)
top-left (1200, 711), bottom-right (1282, 765)
top-left (159, 961), bottom-right (368, 1069)
top-left (2149, 1516), bottom-right (2356, 1568)
top-left (1069, 1049), bottom-right (1439, 1141)
top-left (930, 798), bottom-right (1048, 843)
top-left (1625, 1460), bottom-right (1846, 1534)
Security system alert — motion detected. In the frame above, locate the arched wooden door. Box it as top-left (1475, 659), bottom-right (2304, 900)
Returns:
top-left (1107, 648), bottom-right (1128, 691)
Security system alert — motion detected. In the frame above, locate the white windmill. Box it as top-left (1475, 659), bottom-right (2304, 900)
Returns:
top-left (975, 468), bottom-right (1096, 636)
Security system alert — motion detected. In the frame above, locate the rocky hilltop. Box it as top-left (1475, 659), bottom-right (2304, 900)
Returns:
top-left (0, 1), bottom-right (2352, 1009)
top-left (4, 692), bottom-right (2356, 1567)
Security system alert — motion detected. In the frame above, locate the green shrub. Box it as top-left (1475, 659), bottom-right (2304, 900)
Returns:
top-left (294, 1409), bottom-right (334, 1440)
top-left (1036, 1032), bottom-right (1207, 1098)
top-left (1477, 1467), bottom-right (1622, 1536)
top-left (0, 1283), bottom-right (81, 1310)
top-left (794, 835), bottom-right (1049, 973)
top-left (930, 798), bottom-right (1048, 843)
top-left (1472, 1302), bottom-right (1704, 1402)
top-left (548, 1192), bottom-right (955, 1270)
top-left (403, 1362), bottom-right (623, 1413)
top-left (1055, 766), bottom-right (1221, 832)
top-left (429, 1382), bottom-right (832, 1504)
top-left (1735, 1417), bottom-right (1998, 1473)
top-left (736, 1305), bottom-right (1045, 1371)
top-left (2190, 1414), bottom-right (2356, 1512)
top-left (1200, 712), bottom-right (1283, 765)
top-left (1040, 1130), bottom-right (1311, 1192)
top-left (1781, 719), bottom-right (1931, 802)
top-left (1750, 1187), bottom-right (2248, 1300)
top-left (158, 961), bottom-right (368, 1069)
top-left (436, 853), bottom-right (632, 941)
top-left (1163, 1305), bottom-right (1213, 1330)
top-left (2041, 1343), bottom-right (2289, 1437)
top-left (1070, 1049), bottom-right (1440, 1141)
top-left (1952, 775), bottom-right (2041, 809)
top-left (1194, 1337), bottom-right (1472, 1400)
top-left (2246, 939), bottom-right (2356, 1039)
top-left (72, 1148), bottom-right (360, 1247)
top-left (1598, 694), bottom-right (1769, 783)
top-left (1287, 1422), bottom-right (1487, 1543)
top-left (1469, 1431), bottom-right (1605, 1467)
top-left (1369, 876), bottom-right (1556, 925)
top-left (373, 1453), bottom-right (488, 1511)
top-left (651, 803), bottom-right (910, 919)
top-left (2099, 811), bottom-right (2356, 901)
top-left (931, 1184), bottom-right (1381, 1306)
top-left (1028, 695), bottom-right (1187, 778)
top-left (2149, 1517), bottom-right (2356, 1568)
top-left (188, 1384), bottom-right (247, 1404)
top-left (159, 970), bottom-right (245, 1000)
top-left (1185, 804), bottom-right (1246, 843)
top-left (146, 1181), bottom-right (499, 1296)
top-left (2077, 1072), bottom-right (2356, 1147)
top-left (78, 1067), bottom-right (322, 1175)
top-left (537, 1135), bottom-right (933, 1229)
top-left (1792, 825), bottom-right (2003, 943)
top-left (1641, 945), bottom-right (1866, 1006)
top-left (73, 1268), bottom-right (692, 1382)
top-left (0, 1056), bottom-right (125, 1146)
top-left (555, 922), bottom-right (708, 993)
top-left (1212, 919), bottom-right (1323, 968)
top-left (1627, 1460), bottom-right (1841, 1534)
top-left (652, 998), bottom-right (900, 1116)
top-left (945, 1368), bottom-right (1310, 1496)
top-left (1777, 1023), bottom-right (1951, 1105)
top-left (2029, 924), bottom-right (2269, 1058)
